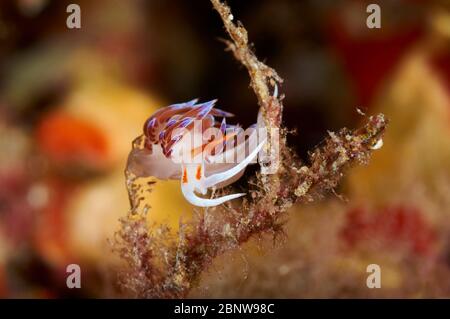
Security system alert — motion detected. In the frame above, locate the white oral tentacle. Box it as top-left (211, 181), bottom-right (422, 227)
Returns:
top-left (203, 138), bottom-right (266, 189)
top-left (181, 185), bottom-right (245, 207)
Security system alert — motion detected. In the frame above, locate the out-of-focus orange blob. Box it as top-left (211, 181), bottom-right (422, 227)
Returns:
top-left (36, 112), bottom-right (110, 169)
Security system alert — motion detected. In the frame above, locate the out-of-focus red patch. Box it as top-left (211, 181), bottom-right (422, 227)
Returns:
top-left (0, 170), bottom-right (34, 243)
top-left (429, 51), bottom-right (450, 99)
top-left (0, 266), bottom-right (7, 298)
top-left (36, 112), bottom-right (109, 169)
top-left (33, 179), bottom-right (74, 267)
top-left (340, 205), bottom-right (437, 257)
top-left (326, 4), bottom-right (423, 108)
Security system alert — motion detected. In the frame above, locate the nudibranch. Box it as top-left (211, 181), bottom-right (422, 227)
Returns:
top-left (126, 99), bottom-right (266, 207)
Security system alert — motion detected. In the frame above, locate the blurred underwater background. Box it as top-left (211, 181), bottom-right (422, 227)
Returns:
top-left (0, 0), bottom-right (449, 297)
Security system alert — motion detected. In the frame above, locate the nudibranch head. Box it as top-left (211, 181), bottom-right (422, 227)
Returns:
top-left (127, 99), bottom-right (266, 207)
